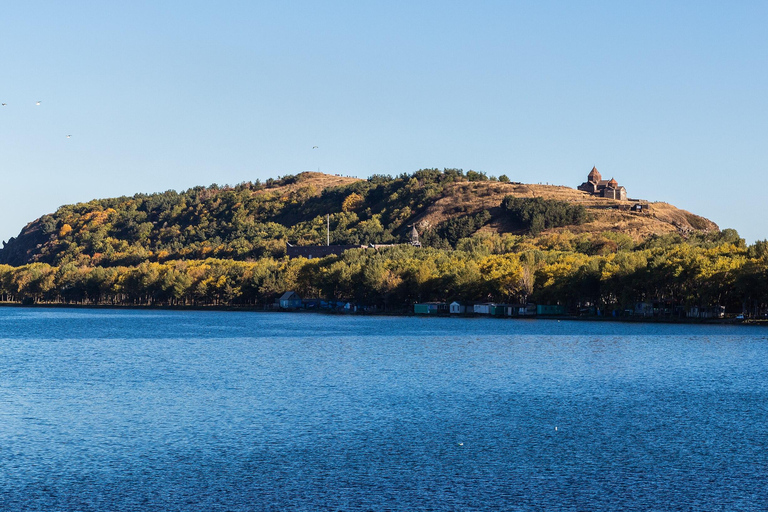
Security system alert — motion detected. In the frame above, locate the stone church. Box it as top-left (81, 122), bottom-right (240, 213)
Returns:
top-left (577, 166), bottom-right (627, 200)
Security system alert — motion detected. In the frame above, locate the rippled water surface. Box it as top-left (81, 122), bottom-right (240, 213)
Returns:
top-left (1, 308), bottom-right (767, 511)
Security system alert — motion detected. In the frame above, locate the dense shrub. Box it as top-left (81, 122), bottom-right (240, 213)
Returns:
top-left (502, 196), bottom-right (592, 235)
top-left (432, 210), bottom-right (492, 248)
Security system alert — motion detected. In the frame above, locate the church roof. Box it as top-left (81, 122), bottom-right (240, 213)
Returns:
top-left (588, 166), bottom-right (601, 182)
top-left (607, 178), bottom-right (618, 188)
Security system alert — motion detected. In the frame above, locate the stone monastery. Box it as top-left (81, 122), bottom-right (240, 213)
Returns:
top-left (577, 166), bottom-right (627, 200)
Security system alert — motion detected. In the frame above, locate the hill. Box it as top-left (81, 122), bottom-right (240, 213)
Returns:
top-left (0, 169), bottom-right (717, 267)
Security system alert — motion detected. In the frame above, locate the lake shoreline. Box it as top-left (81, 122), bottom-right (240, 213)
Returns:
top-left (1, 301), bottom-right (764, 326)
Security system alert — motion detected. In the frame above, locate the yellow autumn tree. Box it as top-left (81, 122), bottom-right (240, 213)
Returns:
top-left (342, 192), bottom-right (364, 212)
top-left (478, 254), bottom-right (524, 301)
top-left (59, 224), bottom-right (73, 237)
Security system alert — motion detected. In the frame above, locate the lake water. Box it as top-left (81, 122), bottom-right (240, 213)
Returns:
top-left (1, 308), bottom-right (767, 511)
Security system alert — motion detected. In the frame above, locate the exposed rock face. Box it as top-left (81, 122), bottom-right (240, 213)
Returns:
top-left (0, 218), bottom-right (51, 266)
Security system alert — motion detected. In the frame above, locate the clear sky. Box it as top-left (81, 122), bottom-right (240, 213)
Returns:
top-left (1, 1), bottom-right (766, 243)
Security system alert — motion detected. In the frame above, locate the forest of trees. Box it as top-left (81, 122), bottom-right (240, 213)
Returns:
top-left (1, 229), bottom-right (767, 318)
top-left (0, 168), bottom-right (764, 318)
top-left (1, 168), bottom-right (497, 267)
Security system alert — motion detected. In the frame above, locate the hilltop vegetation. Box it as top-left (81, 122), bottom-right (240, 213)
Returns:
top-left (3, 167), bottom-right (764, 318)
top-left (0, 168), bottom-right (714, 267)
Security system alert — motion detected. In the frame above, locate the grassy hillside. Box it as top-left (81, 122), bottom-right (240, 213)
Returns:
top-left (0, 168), bottom-right (718, 267)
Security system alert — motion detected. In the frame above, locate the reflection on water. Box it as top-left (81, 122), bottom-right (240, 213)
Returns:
top-left (0, 308), bottom-right (766, 511)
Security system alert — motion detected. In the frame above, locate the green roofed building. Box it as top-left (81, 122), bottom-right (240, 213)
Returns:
top-left (537, 304), bottom-right (566, 316)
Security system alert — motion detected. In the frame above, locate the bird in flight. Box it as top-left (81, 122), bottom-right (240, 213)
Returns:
top-left (36, 101), bottom-right (41, 105)
top-left (1, 103), bottom-right (6, 106)
top-left (312, 146), bottom-right (318, 149)
top-left (66, 135), bottom-right (72, 138)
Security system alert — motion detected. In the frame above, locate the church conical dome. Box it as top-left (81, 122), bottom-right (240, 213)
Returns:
top-left (588, 166), bottom-right (601, 183)
top-left (607, 177), bottom-right (618, 188)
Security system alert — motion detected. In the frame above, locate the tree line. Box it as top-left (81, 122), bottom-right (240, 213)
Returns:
top-left (2, 231), bottom-right (767, 317)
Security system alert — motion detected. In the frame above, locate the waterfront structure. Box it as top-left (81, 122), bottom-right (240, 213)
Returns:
top-left (577, 166), bottom-right (627, 200)
top-left (490, 304), bottom-right (507, 316)
top-left (635, 302), bottom-right (654, 317)
top-left (414, 302), bottom-right (448, 315)
top-left (537, 304), bottom-right (566, 315)
top-left (449, 302), bottom-right (466, 314)
top-left (279, 291), bottom-right (302, 309)
top-left (507, 303), bottom-right (537, 316)
top-left (474, 303), bottom-right (493, 315)
top-left (688, 306), bottom-right (725, 319)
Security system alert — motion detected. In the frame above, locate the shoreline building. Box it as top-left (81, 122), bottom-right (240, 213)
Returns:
top-left (577, 166), bottom-right (627, 200)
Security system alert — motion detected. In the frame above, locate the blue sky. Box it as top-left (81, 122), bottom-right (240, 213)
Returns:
top-left (1, 1), bottom-right (766, 243)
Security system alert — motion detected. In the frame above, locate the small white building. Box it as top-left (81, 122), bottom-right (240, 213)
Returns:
top-left (506, 304), bottom-right (537, 316)
top-left (688, 306), bottom-right (725, 319)
top-left (634, 302), bottom-right (654, 317)
top-left (449, 302), bottom-right (466, 314)
top-left (474, 303), bottom-right (493, 315)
